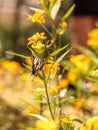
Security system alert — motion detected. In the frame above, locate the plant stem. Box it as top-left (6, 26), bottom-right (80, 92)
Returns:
top-left (42, 70), bottom-right (54, 120)
top-left (41, 24), bottom-right (53, 37)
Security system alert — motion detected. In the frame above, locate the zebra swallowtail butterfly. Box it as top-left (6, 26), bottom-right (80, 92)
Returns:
top-left (31, 56), bottom-right (44, 75)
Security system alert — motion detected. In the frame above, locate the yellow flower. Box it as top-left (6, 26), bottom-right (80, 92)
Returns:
top-left (69, 54), bottom-right (91, 71)
top-left (80, 116), bottom-right (98, 130)
top-left (31, 41), bottom-right (45, 53)
top-left (0, 68), bottom-right (4, 75)
top-left (28, 32), bottom-right (46, 53)
top-left (24, 105), bottom-right (40, 115)
top-left (88, 28), bottom-right (98, 39)
top-left (59, 114), bottom-right (74, 130)
top-left (0, 83), bottom-right (5, 91)
top-left (80, 125), bottom-right (87, 130)
top-left (43, 57), bottom-right (59, 78)
top-left (43, 64), bottom-right (59, 78)
top-left (28, 32), bottom-right (47, 45)
top-left (91, 69), bottom-right (98, 77)
top-left (28, 11), bottom-right (45, 24)
top-left (35, 120), bottom-right (57, 130)
top-left (1, 60), bottom-right (21, 75)
top-left (87, 39), bottom-right (98, 46)
top-left (21, 73), bottom-right (30, 82)
top-left (67, 71), bottom-right (77, 82)
top-left (92, 86), bottom-right (98, 93)
top-left (87, 28), bottom-right (98, 49)
top-left (26, 127), bottom-right (35, 130)
top-left (48, 86), bottom-right (58, 95)
top-left (61, 114), bottom-right (74, 123)
top-left (25, 56), bottom-right (32, 65)
top-left (58, 79), bottom-right (69, 89)
top-left (61, 21), bottom-right (67, 28)
top-left (73, 98), bottom-right (84, 109)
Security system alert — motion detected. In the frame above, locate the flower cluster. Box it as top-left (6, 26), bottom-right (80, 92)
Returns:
top-left (27, 32), bottom-right (47, 53)
top-left (87, 28), bottom-right (98, 49)
top-left (28, 11), bottom-right (45, 24)
top-left (80, 116), bottom-right (98, 130)
top-left (43, 57), bottom-right (60, 78)
top-left (69, 54), bottom-right (91, 71)
top-left (1, 60), bottom-right (21, 75)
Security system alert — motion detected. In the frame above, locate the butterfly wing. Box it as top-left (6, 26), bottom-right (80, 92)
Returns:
top-left (32, 56), bottom-right (43, 75)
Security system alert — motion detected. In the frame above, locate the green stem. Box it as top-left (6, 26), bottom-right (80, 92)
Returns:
top-left (6, 51), bottom-right (27, 59)
top-left (42, 70), bottom-right (54, 120)
top-left (58, 90), bottom-right (62, 117)
top-left (41, 24), bottom-right (53, 37)
top-left (58, 35), bottom-right (61, 49)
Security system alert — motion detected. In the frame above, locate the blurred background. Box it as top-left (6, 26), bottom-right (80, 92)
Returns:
top-left (0, 0), bottom-right (72, 129)
top-left (0, 0), bottom-right (98, 130)
top-left (0, 0), bottom-right (37, 61)
top-left (0, 0), bottom-right (72, 61)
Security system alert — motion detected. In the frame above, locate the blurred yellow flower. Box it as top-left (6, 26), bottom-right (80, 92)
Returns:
top-left (67, 71), bottom-right (77, 82)
top-left (26, 127), bottom-right (35, 130)
top-left (43, 64), bottom-right (59, 78)
top-left (61, 21), bottom-right (67, 28)
top-left (24, 105), bottom-right (40, 115)
top-left (21, 73), bottom-right (30, 82)
top-left (1, 60), bottom-right (21, 75)
top-left (59, 114), bottom-right (74, 130)
top-left (0, 83), bottom-right (5, 91)
top-left (91, 69), bottom-right (98, 77)
top-left (87, 28), bottom-right (98, 49)
top-left (80, 116), bottom-right (98, 130)
top-left (48, 86), bottom-right (58, 95)
top-left (58, 79), bottom-right (69, 89)
top-left (43, 57), bottom-right (59, 78)
top-left (73, 98), bottom-right (84, 109)
top-left (25, 56), bottom-right (32, 65)
top-left (28, 11), bottom-right (45, 24)
top-left (80, 125), bottom-right (87, 130)
top-left (0, 68), bottom-right (4, 75)
top-left (35, 120), bottom-right (57, 130)
top-left (92, 86), bottom-right (98, 93)
top-left (88, 28), bottom-right (98, 39)
top-left (69, 54), bottom-right (91, 71)
top-left (87, 39), bottom-right (98, 47)
top-left (61, 114), bottom-right (74, 123)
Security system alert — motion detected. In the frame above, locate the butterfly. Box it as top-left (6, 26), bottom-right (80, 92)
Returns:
top-left (31, 56), bottom-right (44, 75)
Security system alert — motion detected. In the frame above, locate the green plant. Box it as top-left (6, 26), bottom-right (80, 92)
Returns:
top-left (6, 1), bottom-right (98, 130)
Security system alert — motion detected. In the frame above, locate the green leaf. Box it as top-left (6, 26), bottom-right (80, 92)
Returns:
top-left (29, 114), bottom-right (48, 121)
top-left (84, 64), bottom-right (98, 77)
top-left (29, 7), bottom-right (43, 13)
top-left (50, 0), bottom-right (61, 20)
top-left (87, 77), bottom-right (98, 83)
top-left (46, 44), bottom-right (69, 60)
top-left (61, 4), bottom-right (75, 22)
top-left (23, 63), bottom-right (31, 71)
top-left (54, 48), bottom-right (71, 65)
top-left (6, 51), bottom-right (27, 59)
top-left (39, 0), bottom-right (49, 15)
top-left (49, 0), bottom-right (55, 13)
top-left (27, 46), bottom-right (36, 56)
top-left (59, 124), bottom-right (64, 130)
